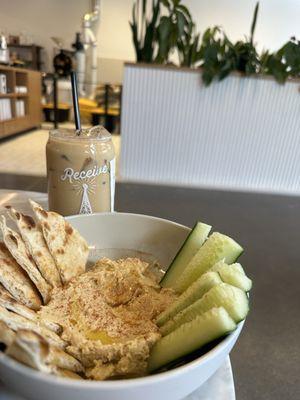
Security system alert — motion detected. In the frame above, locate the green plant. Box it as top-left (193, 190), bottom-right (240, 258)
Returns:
top-left (155, 0), bottom-right (194, 63)
top-left (199, 3), bottom-right (261, 85)
top-left (130, 0), bottom-right (194, 64)
top-left (129, 0), bottom-right (161, 62)
top-left (261, 37), bottom-right (300, 83)
top-left (199, 2), bottom-right (300, 85)
top-left (129, 1), bottom-right (300, 86)
top-left (233, 3), bottom-right (260, 74)
top-left (198, 27), bottom-right (228, 85)
top-left (177, 21), bottom-right (202, 67)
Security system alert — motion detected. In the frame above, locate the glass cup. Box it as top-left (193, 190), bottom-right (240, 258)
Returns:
top-left (46, 126), bottom-right (115, 216)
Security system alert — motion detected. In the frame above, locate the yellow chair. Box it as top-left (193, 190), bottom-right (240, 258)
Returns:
top-left (78, 98), bottom-right (97, 124)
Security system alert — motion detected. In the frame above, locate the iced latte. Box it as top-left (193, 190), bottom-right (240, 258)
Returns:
top-left (46, 126), bottom-right (115, 216)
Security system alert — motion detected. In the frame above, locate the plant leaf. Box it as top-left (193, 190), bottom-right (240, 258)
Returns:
top-left (176, 11), bottom-right (186, 37)
top-left (250, 2), bottom-right (259, 44)
top-left (177, 4), bottom-right (192, 20)
top-left (142, 0), bottom-right (147, 15)
top-left (157, 16), bottom-right (172, 61)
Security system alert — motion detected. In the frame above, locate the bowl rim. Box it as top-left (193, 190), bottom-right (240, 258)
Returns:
top-left (0, 212), bottom-right (244, 388)
top-left (0, 323), bottom-right (243, 388)
top-left (66, 210), bottom-right (191, 230)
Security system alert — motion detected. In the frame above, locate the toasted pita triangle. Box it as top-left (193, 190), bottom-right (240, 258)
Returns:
top-left (0, 216), bottom-right (52, 304)
top-left (29, 200), bottom-right (89, 284)
top-left (0, 305), bottom-right (66, 349)
top-left (7, 207), bottom-right (62, 288)
top-left (47, 346), bottom-right (83, 372)
top-left (0, 320), bottom-right (15, 346)
top-left (6, 330), bottom-right (82, 375)
top-left (0, 284), bottom-right (37, 320)
top-left (0, 242), bottom-right (41, 310)
top-left (0, 285), bottom-right (61, 334)
top-left (6, 329), bottom-right (51, 373)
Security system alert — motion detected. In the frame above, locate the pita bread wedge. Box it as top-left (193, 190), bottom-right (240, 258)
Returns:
top-left (0, 320), bottom-right (15, 346)
top-left (6, 329), bottom-right (51, 373)
top-left (47, 346), bottom-right (83, 373)
top-left (0, 285), bottom-right (61, 334)
top-left (6, 330), bottom-right (83, 376)
top-left (54, 369), bottom-right (83, 379)
top-left (7, 207), bottom-right (61, 288)
top-left (30, 200), bottom-right (89, 284)
top-left (0, 216), bottom-right (52, 304)
top-left (0, 284), bottom-right (37, 320)
top-left (0, 305), bottom-right (66, 349)
top-left (0, 242), bottom-right (41, 310)
top-left (36, 316), bottom-right (62, 336)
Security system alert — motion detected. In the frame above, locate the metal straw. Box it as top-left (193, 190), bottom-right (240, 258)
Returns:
top-left (70, 71), bottom-right (81, 133)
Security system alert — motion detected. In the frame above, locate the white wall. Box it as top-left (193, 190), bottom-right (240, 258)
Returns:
top-left (0, 0), bottom-right (299, 82)
top-left (0, 0), bottom-right (89, 71)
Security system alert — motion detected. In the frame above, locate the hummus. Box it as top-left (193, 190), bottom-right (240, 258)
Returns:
top-left (39, 257), bottom-right (176, 379)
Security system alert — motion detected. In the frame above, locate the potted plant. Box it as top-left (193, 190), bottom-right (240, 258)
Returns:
top-left (129, 2), bottom-right (300, 83)
top-left (121, 2), bottom-right (300, 194)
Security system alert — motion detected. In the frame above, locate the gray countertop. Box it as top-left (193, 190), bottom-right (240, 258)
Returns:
top-left (0, 177), bottom-right (299, 399)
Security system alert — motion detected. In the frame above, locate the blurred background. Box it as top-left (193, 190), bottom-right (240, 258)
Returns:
top-left (0, 0), bottom-right (299, 193)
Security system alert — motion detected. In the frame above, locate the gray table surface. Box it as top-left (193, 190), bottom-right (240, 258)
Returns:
top-left (0, 178), bottom-right (299, 399)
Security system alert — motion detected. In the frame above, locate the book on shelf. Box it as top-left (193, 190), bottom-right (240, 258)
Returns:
top-left (0, 99), bottom-right (12, 121)
top-left (15, 85), bottom-right (28, 94)
top-left (16, 99), bottom-right (25, 117)
top-left (0, 74), bottom-right (7, 94)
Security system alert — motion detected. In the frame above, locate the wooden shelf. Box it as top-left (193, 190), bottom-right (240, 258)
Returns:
top-left (0, 93), bottom-right (15, 98)
top-left (0, 93), bottom-right (28, 98)
top-left (2, 116), bottom-right (27, 123)
top-left (0, 64), bottom-right (31, 73)
top-left (7, 45), bottom-right (43, 71)
top-left (8, 44), bottom-right (42, 49)
top-left (0, 66), bottom-right (41, 139)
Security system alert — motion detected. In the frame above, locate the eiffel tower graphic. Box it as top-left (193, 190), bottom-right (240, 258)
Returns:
top-left (79, 183), bottom-right (93, 214)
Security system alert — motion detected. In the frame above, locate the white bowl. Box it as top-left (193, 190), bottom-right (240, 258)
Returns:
top-left (0, 212), bottom-right (244, 400)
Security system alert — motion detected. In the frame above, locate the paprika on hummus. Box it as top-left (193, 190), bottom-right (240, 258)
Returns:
top-left (39, 257), bottom-right (176, 380)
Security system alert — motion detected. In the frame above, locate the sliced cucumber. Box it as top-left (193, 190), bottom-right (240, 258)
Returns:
top-left (156, 271), bottom-right (222, 327)
top-left (148, 307), bottom-right (236, 372)
top-left (160, 222), bottom-right (212, 288)
top-left (211, 261), bottom-right (252, 292)
top-left (161, 283), bottom-right (248, 336)
top-left (173, 233), bottom-right (243, 293)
